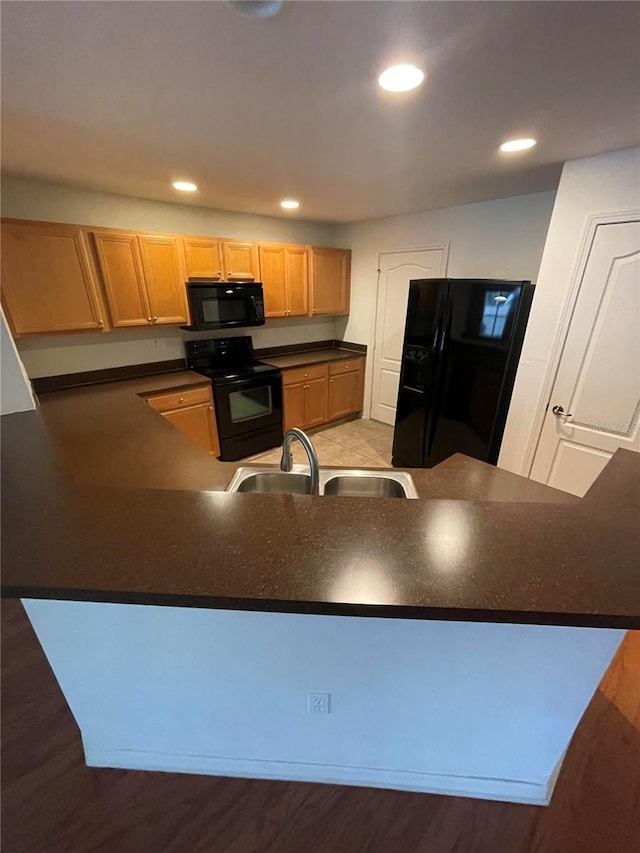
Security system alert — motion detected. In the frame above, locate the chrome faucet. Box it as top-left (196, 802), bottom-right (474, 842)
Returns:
top-left (280, 428), bottom-right (320, 495)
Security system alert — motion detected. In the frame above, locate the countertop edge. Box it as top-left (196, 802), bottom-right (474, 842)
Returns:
top-left (5, 587), bottom-right (638, 630)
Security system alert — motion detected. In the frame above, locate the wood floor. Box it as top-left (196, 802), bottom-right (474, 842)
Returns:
top-left (2, 600), bottom-right (639, 852)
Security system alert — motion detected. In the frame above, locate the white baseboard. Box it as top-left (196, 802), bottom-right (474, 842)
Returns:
top-left (85, 748), bottom-right (551, 806)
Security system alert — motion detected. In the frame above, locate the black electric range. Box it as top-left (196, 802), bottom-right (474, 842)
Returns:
top-left (185, 336), bottom-right (283, 461)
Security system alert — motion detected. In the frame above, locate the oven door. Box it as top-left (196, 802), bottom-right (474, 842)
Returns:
top-left (214, 374), bottom-right (283, 440)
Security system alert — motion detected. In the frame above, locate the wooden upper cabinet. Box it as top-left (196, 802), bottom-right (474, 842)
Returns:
top-left (258, 243), bottom-right (309, 318)
top-left (183, 238), bottom-right (223, 280)
top-left (310, 247), bottom-right (351, 316)
top-left (138, 235), bottom-right (189, 325)
top-left (285, 245), bottom-right (309, 317)
top-left (1, 220), bottom-right (107, 336)
top-left (92, 232), bottom-right (150, 327)
top-left (93, 232), bottom-right (188, 327)
top-left (222, 241), bottom-right (259, 280)
top-left (258, 244), bottom-right (287, 317)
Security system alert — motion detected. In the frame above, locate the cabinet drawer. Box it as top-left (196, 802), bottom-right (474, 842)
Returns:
top-left (146, 385), bottom-right (211, 412)
top-left (328, 357), bottom-right (363, 376)
top-left (282, 364), bottom-right (328, 386)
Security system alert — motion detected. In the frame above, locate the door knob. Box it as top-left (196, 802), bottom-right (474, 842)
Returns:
top-left (552, 405), bottom-right (573, 418)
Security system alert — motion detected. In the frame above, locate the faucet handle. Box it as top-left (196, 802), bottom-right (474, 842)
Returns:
top-left (280, 449), bottom-right (294, 472)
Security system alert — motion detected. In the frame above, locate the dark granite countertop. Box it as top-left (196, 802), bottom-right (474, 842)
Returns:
top-left (1, 371), bottom-right (639, 628)
top-left (262, 348), bottom-right (365, 370)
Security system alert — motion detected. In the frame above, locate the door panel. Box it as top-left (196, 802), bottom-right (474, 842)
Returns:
top-left (310, 248), bottom-right (350, 315)
top-left (162, 404), bottom-right (214, 453)
top-left (92, 232), bottom-right (150, 327)
top-left (184, 239), bottom-right (223, 279)
top-left (1, 222), bottom-right (106, 335)
top-left (258, 244), bottom-right (287, 317)
top-left (223, 242), bottom-right (259, 280)
top-left (283, 383), bottom-right (306, 431)
top-left (138, 235), bottom-right (188, 325)
top-left (285, 245), bottom-right (309, 316)
top-left (531, 220), bottom-right (640, 495)
top-left (305, 377), bottom-right (328, 427)
top-left (328, 371), bottom-right (360, 421)
top-left (372, 248), bottom-right (448, 424)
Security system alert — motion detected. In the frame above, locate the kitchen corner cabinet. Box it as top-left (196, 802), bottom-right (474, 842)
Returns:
top-left (92, 231), bottom-right (188, 327)
top-left (183, 237), bottom-right (223, 280)
top-left (258, 243), bottom-right (309, 318)
top-left (222, 241), bottom-right (259, 281)
top-left (145, 385), bottom-right (220, 456)
top-left (1, 220), bottom-right (107, 336)
top-left (310, 247), bottom-right (351, 316)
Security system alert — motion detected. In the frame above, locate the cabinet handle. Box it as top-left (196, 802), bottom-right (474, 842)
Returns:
top-left (313, 309), bottom-right (317, 314)
top-left (209, 405), bottom-right (213, 411)
top-left (330, 379), bottom-right (333, 384)
top-left (152, 316), bottom-right (158, 323)
top-left (179, 397), bottom-right (185, 403)
top-left (147, 317), bottom-right (153, 323)
top-left (217, 270), bottom-right (222, 276)
top-left (97, 320), bottom-right (104, 327)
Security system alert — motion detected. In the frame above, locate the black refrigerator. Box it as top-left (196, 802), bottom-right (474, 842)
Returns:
top-left (391, 278), bottom-right (534, 469)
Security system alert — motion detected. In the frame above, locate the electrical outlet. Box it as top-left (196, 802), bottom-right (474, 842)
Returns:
top-left (308, 692), bottom-right (330, 715)
top-left (152, 339), bottom-right (161, 351)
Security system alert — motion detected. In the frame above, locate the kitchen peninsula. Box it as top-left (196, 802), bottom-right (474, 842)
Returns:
top-left (2, 368), bottom-right (639, 805)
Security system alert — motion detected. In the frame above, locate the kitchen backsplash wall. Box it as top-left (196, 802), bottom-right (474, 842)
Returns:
top-left (17, 317), bottom-right (339, 378)
top-left (2, 176), bottom-right (342, 378)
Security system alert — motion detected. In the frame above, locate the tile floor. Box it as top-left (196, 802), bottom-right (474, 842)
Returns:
top-left (246, 418), bottom-right (394, 468)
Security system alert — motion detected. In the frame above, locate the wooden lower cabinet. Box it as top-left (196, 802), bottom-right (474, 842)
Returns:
top-left (145, 385), bottom-right (220, 456)
top-left (328, 369), bottom-right (362, 421)
top-left (305, 376), bottom-right (329, 427)
top-left (282, 357), bottom-right (364, 431)
top-left (162, 404), bottom-right (219, 455)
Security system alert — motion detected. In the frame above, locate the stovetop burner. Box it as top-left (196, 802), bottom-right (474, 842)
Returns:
top-left (184, 335), bottom-right (280, 385)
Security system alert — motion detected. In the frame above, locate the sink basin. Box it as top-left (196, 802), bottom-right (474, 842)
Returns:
top-left (226, 466), bottom-right (418, 498)
top-left (232, 472), bottom-right (312, 494)
top-left (323, 475), bottom-right (408, 498)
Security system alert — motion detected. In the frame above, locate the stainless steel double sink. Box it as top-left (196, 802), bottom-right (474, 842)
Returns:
top-left (226, 466), bottom-right (419, 499)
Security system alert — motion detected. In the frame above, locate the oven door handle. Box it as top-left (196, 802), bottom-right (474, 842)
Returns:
top-left (215, 374), bottom-right (280, 393)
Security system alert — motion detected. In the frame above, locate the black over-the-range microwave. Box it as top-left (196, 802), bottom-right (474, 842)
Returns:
top-left (182, 279), bottom-right (266, 331)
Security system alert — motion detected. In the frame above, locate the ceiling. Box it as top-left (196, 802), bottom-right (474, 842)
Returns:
top-left (1, 1), bottom-right (639, 223)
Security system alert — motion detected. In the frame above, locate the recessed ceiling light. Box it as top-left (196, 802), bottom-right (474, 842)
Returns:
top-left (499, 138), bottom-right (537, 153)
top-left (172, 180), bottom-right (198, 192)
top-left (280, 199), bottom-right (300, 210)
top-left (227, 0), bottom-right (283, 18)
top-left (378, 64), bottom-right (425, 93)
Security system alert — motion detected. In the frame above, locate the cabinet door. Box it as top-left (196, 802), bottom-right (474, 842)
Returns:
top-left (310, 247), bottom-right (350, 316)
top-left (305, 376), bottom-right (328, 427)
top-left (183, 238), bottom-right (223, 280)
top-left (283, 382), bottom-right (307, 431)
top-left (162, 403), bottom-right (216, 453)
top-left (223, 241), bottom-right (259, 281)
top-left (1, 221), bottom-right (106, 335)
top-left (92, 232), bottom-right (151, 327)
top-left (258, 244), bottom-right (287, 317)
top-left (328, 370), bottom-right (361, 420)
top-left (285, 245), bottom-right (309, 317)
top-left (138, 235), bottom-right (189, 325)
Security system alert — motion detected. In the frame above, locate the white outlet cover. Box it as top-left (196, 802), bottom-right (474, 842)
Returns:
top-left (308, 692), bottom-right (330, 714)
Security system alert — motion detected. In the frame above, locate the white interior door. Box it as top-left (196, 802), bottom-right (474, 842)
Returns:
top-left (371, 247), bottom-right (448, 424)
top-left (531, 220), bottom-right (640, 496)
